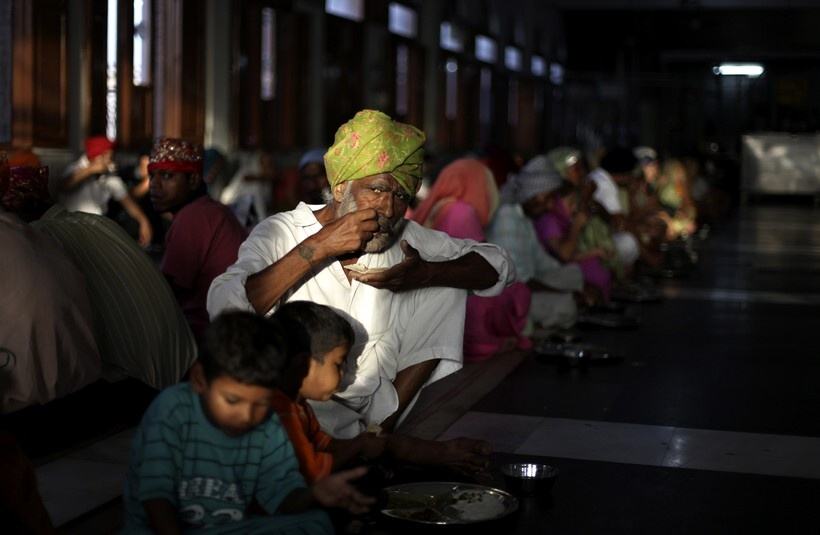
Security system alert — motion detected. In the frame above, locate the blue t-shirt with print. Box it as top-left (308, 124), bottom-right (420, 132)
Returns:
top-left (123, 382), bottom-right (307, 532)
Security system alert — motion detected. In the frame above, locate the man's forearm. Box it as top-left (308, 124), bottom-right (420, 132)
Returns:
top-left (245, 239), bottom-right (326, 315)
top-left (60, 167), bottom-right (95, 192)
top-left (382, 359), bottom-right (439, 431)
top-left (120, 196), bottom-right (149, 225)
top-left (327, 434), bottom-right (386, 469)
top-left (385, 434), bottom-right (440, 464)
top-left (425, 251), bottom-right (497, 291)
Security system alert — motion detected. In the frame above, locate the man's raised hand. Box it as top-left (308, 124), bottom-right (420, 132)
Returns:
top-left (310, 208), bottom-right (379, 260)
top-left (350, 240), bottom-right (431, 292)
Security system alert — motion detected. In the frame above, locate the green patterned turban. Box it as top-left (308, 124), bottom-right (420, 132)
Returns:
top-left (324, 110), bottom-right (426, 195)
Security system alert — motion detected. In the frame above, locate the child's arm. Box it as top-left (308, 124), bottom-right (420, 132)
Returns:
top-left (326, 432), bottom-right (386, 469)
top-left (143, 499), bottom-right (182, 535)
top-left (278, 466), bottom-right (375, 515)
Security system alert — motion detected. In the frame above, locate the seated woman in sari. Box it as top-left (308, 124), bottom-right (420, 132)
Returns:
top-left (413, 158), bottom-right (531, 361)
top-left (532, 148), bottom-right (614, 303)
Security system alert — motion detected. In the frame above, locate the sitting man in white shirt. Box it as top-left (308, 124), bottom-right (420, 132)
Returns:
top-left (60, 136), bottom-right (152, 247)
top-left (208, 110), bottom-right (514, 438)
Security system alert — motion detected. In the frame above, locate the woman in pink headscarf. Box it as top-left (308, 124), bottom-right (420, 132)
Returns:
top-left (414, 158), bottom-right (531, 361)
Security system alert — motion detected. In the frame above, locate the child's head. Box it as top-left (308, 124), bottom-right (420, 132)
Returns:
top-left (191, 311), bottom-right (290, 437)
top-left (274, 301), bottom-right (355, 402)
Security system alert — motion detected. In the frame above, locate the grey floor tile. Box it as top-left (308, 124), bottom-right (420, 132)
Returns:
top-left (37, 458), bottom-right (127, 527)
top-left (663, 427), bottom-right (820, 479)
top-left (66, 428), bottom-right (136, 464)
top-left (515, 417), bottom-right (675, 466)
top-left (439, 411), bottom-right (543, 453)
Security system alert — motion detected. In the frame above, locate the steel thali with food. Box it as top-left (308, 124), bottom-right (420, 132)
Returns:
top-left (380, 481), bottom-right (519, 525)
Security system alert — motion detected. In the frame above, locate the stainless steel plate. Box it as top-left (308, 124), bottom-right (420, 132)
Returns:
top-left (381, 481), bottom-right (519, 525)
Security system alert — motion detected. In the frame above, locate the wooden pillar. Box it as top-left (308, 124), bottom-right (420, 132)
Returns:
top-left (12, 0), bottom-right (34, 147)
top-left (0, 1), bottom-right (12, 145)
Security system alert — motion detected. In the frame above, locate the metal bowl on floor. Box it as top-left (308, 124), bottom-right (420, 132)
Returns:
top-left (501, 463), bottom-right (558, 495)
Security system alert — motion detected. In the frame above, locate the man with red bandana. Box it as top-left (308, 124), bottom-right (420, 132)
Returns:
top-left (60, 136), bottom-right (153, 246)
top-left (148, 137), bottom-right (247, 342)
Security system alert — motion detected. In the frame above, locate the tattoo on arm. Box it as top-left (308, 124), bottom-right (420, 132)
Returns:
top-left (297, 243), bottom-right (315, 263)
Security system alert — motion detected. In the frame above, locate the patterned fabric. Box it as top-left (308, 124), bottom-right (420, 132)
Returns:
top-left (413, 158), bottom-right (499, 228)
top-left (324, 110), bottom-right (425, 195)
top-left (123, 383), bottom-right (331, 534)
top-left (547, 147), bottom-right (582, 179)
top-left (501, 155), bottom-right (562, 204)
top-left (270, 390), bottom-right (334, 484)
top-left (1, 166), bottom-right (51, 220)
top-left (85, 136), bottom-right (115, 160)
top-left (32, 205), bottom-right (197, 389)
top-left (148, 137), bottom-right (203, 175)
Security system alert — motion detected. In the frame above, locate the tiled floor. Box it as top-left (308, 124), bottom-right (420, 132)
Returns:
top-left (36, 429), bottom-right (134, 527)
top-left (440, 204), bottom-right (820, 531)
top-left (442, 412), bottom-right (820, 479)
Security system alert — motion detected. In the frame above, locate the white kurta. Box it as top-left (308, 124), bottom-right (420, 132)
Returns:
top-left (60, 156), bottom-right (128, 216)
top-left (207, 202), bottom-right (514, 437)
top-left (588, 168), bottom-right (640, 266)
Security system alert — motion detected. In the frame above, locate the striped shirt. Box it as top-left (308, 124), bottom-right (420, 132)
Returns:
top-left (123, 383), bottom-right (308, 532)
top-left (32, 206), bottom-right (196, 389)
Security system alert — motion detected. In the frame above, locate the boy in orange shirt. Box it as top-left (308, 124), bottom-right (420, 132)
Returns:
top-left (271, 301), bottom-right (491, 483)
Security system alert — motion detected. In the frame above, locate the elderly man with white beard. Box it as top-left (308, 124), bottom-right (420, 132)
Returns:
top-left (207, 110), bottom-right (515, 439)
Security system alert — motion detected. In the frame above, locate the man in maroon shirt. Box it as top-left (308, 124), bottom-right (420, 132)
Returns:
top-left (149, 138), bottom-right (247, 342)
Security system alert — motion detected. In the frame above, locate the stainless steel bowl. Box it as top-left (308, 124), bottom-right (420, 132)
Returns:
top-left (501, 463), bottom-right (558, 495)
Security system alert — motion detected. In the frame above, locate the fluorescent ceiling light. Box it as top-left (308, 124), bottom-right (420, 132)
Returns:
top-left (475, 35), bottom-right (497, 63)
top-left (713, 63), bottom-right (764, 77)
top-left (531, 55), bottom-right (546, 77)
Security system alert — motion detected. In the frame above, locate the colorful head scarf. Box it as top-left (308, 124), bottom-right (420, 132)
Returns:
top-left (413, 158), bottom-right (499, 228)
top-left (324, 110), bottom-right (425, 195)
top-left (85, 136), bottom-right (115, 160)
top-left (501, 155), bottom-right (562, 204)
top-left (148, 137), bottom-right (203, 175)
top-left (547, 147), bottom-right (582, 180)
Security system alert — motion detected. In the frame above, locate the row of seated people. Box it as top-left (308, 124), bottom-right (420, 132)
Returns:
top-left (409, 143), bottom-right (710, 362)
top-left (0, 109), bottom-right (716, 531)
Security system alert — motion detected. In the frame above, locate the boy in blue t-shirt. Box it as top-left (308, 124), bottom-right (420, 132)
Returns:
top-left (123, 312), bottom-right (373, 534)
